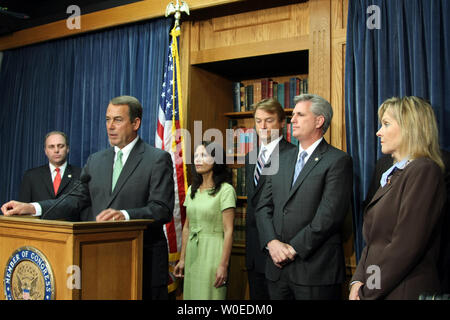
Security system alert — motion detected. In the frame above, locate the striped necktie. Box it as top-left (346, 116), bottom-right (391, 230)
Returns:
top-left (254, 147), bottom-right (267, 186)
top-left (112, 150), bottom-right (123, 191)
top-left (292, 151), bottom-right (307, 187)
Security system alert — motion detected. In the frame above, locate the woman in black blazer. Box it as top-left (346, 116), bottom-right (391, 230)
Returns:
top-left (350, 96), bottom-right (446, 300)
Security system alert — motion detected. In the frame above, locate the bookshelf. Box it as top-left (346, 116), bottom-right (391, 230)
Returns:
top-left (180, 0), bottom-right (351, 299)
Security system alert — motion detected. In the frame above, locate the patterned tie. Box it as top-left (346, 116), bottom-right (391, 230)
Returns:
top-left (292, 151), bottom-right (308, 187)
top-left (53, 167), bottom-right (61, 195)
top-left (254, 147), bottom-right (267, 186)
top-left (112, 150), bottom-right (123, 191)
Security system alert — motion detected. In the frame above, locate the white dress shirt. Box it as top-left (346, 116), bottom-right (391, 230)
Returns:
top-left (33, 136), bottom-right (140, 220)
top-left (296, 137), bottom-right (323, 164)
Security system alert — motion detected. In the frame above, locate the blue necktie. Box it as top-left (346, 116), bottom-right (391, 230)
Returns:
top-left (292, 151), bottom-right (307, 187)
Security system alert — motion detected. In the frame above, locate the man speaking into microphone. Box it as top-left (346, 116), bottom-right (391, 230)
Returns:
top-left (1, 96), bottom-right (175, 300)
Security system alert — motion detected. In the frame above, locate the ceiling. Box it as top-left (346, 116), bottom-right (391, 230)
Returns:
top-left (0, 0), bottom-right (142, 36)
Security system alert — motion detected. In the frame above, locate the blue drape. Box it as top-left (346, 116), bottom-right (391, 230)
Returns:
top-left (345, 0), bottom-right (450, 261)
top-left (0, 18), bottom-right (172, 204)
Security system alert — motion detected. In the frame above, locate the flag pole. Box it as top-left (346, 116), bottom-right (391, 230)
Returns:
top-left (162, 0), bottom-right (190, 295)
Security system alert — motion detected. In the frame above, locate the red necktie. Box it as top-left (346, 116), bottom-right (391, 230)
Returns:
top-left (53, 167), bottom-right (61, 195)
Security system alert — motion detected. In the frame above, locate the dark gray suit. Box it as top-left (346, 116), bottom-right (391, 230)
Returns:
top-left (19, 164), bottom-right (82, 202)
top-left (40, 138), bottom-right (175, 299)
top-left (245, 138), bottom-right (295, 299)
top-left (256, 139), bottom-right (352, 299)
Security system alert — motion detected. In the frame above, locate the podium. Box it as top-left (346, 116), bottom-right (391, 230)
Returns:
top-left (0, 216), bottom-right (152, 300)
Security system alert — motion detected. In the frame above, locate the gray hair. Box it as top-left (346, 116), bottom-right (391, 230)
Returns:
top-left (293, 94), bottom-right (333, 135)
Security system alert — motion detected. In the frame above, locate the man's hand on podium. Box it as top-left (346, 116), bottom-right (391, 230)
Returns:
top-left (1, 201), bottom-right (36, 216)
top-left (96, 208), bottom-right (125, 222)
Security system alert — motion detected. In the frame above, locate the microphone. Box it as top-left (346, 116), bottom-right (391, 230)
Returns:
top-left (42, 174), bottom-right (91, 219)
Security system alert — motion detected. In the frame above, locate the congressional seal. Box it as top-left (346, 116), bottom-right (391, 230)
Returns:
top-left (3, 246), bottom-right (55, 300)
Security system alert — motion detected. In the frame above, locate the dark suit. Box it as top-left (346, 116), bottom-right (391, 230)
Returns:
top-left (39, 138), bottom-right (175, 299)
top-left (18, 164), bottom-right (82, 202)
top-left (245, 138), bottom-right (295, 300)
top-left (352, 157), bottom-right (446, 299)
top-left (256, 139), bottom-right (352, 299)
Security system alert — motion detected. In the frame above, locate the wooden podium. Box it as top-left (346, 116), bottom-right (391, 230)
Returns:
top-left (0, 216), bottom-right (152, 300)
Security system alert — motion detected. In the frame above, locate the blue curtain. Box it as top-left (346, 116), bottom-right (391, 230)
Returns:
top-left (0, 18), bottom-right (172, 204)
top-left (345, 0), bottom-right (450, 261)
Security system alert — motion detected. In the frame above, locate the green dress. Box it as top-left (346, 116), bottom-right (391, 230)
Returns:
top-left (183, 183), bottom-right (236, 300)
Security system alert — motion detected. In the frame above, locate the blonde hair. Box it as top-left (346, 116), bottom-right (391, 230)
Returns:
top-left (378, 96), bottom-right (444, 171)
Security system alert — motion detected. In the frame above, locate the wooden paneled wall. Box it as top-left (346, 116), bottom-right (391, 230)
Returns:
top-left (331, 0), bottom-right (348, 152)
top-left (189, 2), bottom-right (310, 64)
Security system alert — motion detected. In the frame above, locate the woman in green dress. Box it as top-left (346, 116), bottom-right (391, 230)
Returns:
top-left (174, 141), bottom-right (236, 299)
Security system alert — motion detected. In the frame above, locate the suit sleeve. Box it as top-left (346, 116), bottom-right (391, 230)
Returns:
top-left (289, 154), bottom-right (353, 260)
top-left (358, 161), bottom-right (445, 299)
top-left (255, 174), bottom-right (277, 250)
top-left (126, 151), bottom-right (174, 224)
top-left (40, 164), bottom-right (92, 221)
top-left (18, 171), bottom-right (32, 202)
top-left (351, 245), bottom-right (368, 283)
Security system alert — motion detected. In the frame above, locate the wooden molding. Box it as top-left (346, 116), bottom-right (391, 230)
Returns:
top-left (309, 0), bottom-right (331, 101)
top-left (191, 35), bottom-right (309, 64)
top-left (0, 0), bottom-right (244, 51)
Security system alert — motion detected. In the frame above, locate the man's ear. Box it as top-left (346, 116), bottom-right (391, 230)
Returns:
top-left (315, 115), bottom-right (325, 129)
top-left (132, 117), bottom-right (141, 131)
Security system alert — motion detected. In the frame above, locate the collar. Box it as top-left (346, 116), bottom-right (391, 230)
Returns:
top-left (114, 136), bottom-right (139, 165)
top-left (297, 137), bottom-right (323, 163)
top-left (49, 161), bottom-right (67, 175)
top-left (380, 157), bottom-right (410, 187)
top-left (260, 136), bottom-right (283, 159)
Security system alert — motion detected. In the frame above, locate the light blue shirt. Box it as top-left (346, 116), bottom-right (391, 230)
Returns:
top-left (380, 158), bottom-right (409, 187)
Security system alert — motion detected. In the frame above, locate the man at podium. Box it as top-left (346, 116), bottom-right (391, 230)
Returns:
top-left (1, 96), bottom-right (175, 300)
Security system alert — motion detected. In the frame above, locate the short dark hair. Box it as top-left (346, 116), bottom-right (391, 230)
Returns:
top-left (44, 131), bottom-right (69, 148)
top-left (110, 95), bottom-right (143, 122)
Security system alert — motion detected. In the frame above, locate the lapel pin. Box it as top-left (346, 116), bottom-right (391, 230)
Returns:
top-left (315, 157), bottom-right (319, 161)
top-left (68, 174), bottom-right (72, 178)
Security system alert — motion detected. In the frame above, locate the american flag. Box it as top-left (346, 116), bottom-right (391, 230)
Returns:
top-left (155, 27), bottom-right (187, 293)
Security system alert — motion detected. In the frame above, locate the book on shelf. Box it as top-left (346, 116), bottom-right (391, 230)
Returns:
top-left (289, 77), bottom-right (298, 110)
top-left (240, 84), bottom-right (246, 112)
top-left (233, 204), bottom-right (246, 243)
top-left (284, 81), bottom-right (290, 108)
top-left (236, 127), bottom-right (256, 155)
top-left (245, 85), bottom-right (254, 111)
top-left (253, 82), bottom-right (261, 107)
top-left (272, 81), bottom-right (278, 100)
top-left (284, 118), bottom-right (299, 147)
top-left (276, 82), bottom-right (284, 108)
top-left (231, 166), bottom-right (247, 197)
top-left (230, 76), bottom-right (309, 112)
top-left (232, 82), bottom-right (242, 113)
